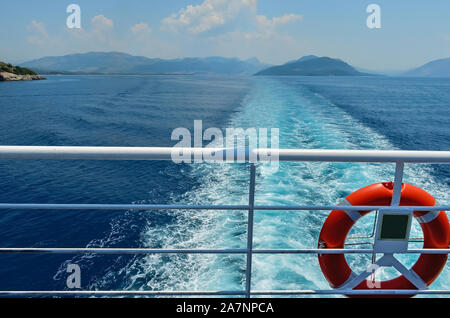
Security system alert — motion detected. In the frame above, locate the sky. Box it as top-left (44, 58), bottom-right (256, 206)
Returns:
top-left (0, 0), bottom-right (449, 70)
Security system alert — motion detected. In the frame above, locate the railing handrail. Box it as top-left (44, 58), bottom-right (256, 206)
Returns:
top-left (0, 203), bottom-right (448, 211)
top-left (0, 248), bottom-right (447, 254)
top-left (1, 146), bottom-right (450, 163)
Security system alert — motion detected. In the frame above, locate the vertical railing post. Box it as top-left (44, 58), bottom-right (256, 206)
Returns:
top-left (372, 162), bottom-right (404, 273)
top-left (391, 162), bottom-right (405, 206)
top-left (245, 163), bottom-right (256, 298)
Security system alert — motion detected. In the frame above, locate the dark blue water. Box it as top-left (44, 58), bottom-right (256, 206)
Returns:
top-left (0, 75), bottom-right (448, 293)
top-left (0, 75), bottom-right (250, 290)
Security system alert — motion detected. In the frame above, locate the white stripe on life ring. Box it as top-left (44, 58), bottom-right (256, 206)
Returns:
top-left (338, 198), bottom-right (362, 223)
top-left (416, 200), bottom-right (441, 224)
top-left (416, 210), bottom-right (440, 224)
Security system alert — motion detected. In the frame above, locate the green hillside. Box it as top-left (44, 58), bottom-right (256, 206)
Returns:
top-left (0, 61), bottom-right (37, 75)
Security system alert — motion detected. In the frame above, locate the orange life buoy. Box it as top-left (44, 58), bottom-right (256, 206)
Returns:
top-left (318, 182), bottom-right (450, 297)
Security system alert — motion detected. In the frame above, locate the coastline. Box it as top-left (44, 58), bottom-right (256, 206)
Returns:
top-left (0, 71), bottom-right (46, 81)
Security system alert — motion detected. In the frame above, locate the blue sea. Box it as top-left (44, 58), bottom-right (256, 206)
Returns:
top-left (0, 75), bottom-right (449, 296)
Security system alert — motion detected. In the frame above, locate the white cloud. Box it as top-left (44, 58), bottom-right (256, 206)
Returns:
top-left (255, 13), bottom-right (302, 30)
top-left (92, 14), bottom-right (114, 29)
top-left (27, 20), bottom-right (48, 45)
top-left (131, 23), bottom-right (152, 35)
top-left (60, 14), bottom-right (119, 53)
top-left (162, 0), bottom-right (257, 34)
top-left (66, 15), bottom-right (114, 39)
top-left (89, 15), bottom-right (115, 44)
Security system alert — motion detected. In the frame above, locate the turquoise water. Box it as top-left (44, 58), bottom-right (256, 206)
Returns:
top-left (0, 75), bottom-right (449, 295)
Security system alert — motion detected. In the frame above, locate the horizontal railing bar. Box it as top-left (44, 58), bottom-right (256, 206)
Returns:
top-left (0, 248), bottom-right (447, 254)
top-left (0, 290), bottom-right (246, 296)
top-left (1, 146), bottom-right (450, 163)
top-left (0, 203), bottom-right (448, 211)
top-left (0, 203), bottom-right (249, 210)
top-left (0, 248), bottom-right (248, 255)
top-left (0, 290), bottom-right (449, 296)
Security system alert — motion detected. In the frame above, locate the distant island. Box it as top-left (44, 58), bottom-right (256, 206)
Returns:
top-left (403, 58), bottom-right (450, 77)
top-left (254, 55), bottom-right (372, 76)
top-left (21, 52), bottom-right (270, 75)
top-left (0, 62), bottom-right (45, 81)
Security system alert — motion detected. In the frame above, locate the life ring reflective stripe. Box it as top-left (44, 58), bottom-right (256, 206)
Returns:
top-left (318, 182), bottom-right (450, 296)
top-left (416, 210), bottom-right (441, 224)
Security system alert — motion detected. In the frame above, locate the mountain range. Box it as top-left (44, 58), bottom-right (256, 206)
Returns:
top-left (21, 52), bottom-right (270, 75)
top-left (19, 52), bottom-right (450, 77)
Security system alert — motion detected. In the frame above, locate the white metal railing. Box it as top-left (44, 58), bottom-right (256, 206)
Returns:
top-left (0, 146), bottom-right (449, 297)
